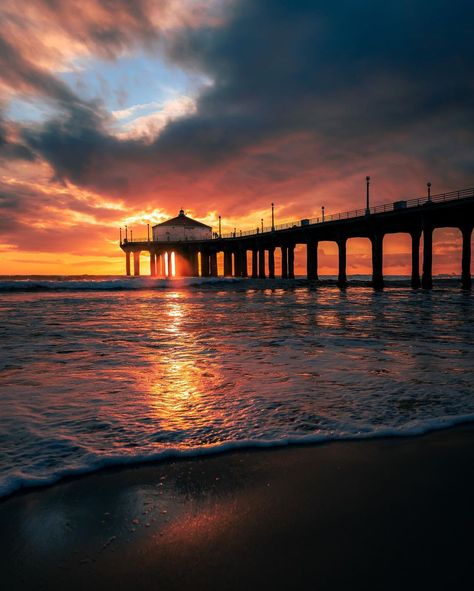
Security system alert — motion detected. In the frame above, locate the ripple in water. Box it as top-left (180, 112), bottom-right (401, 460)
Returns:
top-left (0, 281), bottom-right (473, 497)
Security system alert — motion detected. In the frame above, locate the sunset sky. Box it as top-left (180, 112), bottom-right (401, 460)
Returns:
top-left (0, 0), bottom-right (473, 275)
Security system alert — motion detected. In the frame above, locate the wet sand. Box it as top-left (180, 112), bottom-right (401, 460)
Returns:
top-left (1, 425), bottom-right (473, 590)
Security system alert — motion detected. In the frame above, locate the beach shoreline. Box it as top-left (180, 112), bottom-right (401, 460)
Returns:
top-left (2, 424), bottom-right (473, 590)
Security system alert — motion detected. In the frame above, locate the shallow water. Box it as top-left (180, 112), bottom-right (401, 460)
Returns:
top-left (0, 277), bottom-right (473, 497)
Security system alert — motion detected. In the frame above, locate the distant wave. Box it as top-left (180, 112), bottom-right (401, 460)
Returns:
top-left (0, 277), bottom-right (243, 292)
top-left (1, 413), bottom-right (474, 501)
top-left (0, 275), bottom-right (461, 293)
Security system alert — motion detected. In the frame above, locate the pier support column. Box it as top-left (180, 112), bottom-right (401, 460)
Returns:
top-left (251, 249), bottom-right (258, 278)
top-left (224, 251), bottom-right (233, 277)
top-left (210, 252), bottom-right (218, 277)
top-left (371, 233), bottom-right (384, 290)
top-left (306, 242), bottom-right (318, 280)
top-left (150, 253), bottom-right (156, 277)
top-left (166, 251), bottom-right (172, 278)
top-left (337, 238), bottom-right (347, 287)
top-left (288, 244), bottom-right (295, 279)
top-left (240, 250), bottom-right (248, 277)
top-left (201, 251), bottom-right (210, 277)
top-left (234, 251), bottom-right (241, 277)
top-left (190, 251), bottom-right (199, 277)
top-left (281, 246), bottom-right (288, 278)
top-left (157, 254), bottom-right (163, 277)
top-left (268, 247), bottom-right (275, 279)
top-left (422, 225), bottom-right (433, 289)
top-left (125, 251), bottom-right (131, 276)
top-left (258, 248), bottom-right (266, 279)
top-left (411, 231), bottom-right (421, 289)
top-left (133, 251), bottom-right (140, 276)
top-left (461, 225), bottom-right (472, 290)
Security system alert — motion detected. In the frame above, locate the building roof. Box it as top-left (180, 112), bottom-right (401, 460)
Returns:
top-left (153, 209), bottom-right (211, 229)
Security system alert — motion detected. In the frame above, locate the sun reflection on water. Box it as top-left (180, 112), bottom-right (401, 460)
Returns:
top-left (137, 291), bottom-right (227, 441)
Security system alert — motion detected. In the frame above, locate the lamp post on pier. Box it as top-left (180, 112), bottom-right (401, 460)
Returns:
top-left (322, 206), bottom-right (325, 222)
top-left (218, 215), bottom-right (222, 238)
top-left (271, 202), bottom-right (275, 231)
top-left (261, 218), bottom-right (264, 233)
top-left (366, 176), bottom-right (371, 215)
top-left (130, 228), bottom-right (133, 242)
top-left (119, 227), bottom-right (122, 244)
top-left (125, 225), bottom-right (128, 241)
top-left (427, 182), bottom-right (432, 202)
top-left (147, 223), bottom-right (150, 242)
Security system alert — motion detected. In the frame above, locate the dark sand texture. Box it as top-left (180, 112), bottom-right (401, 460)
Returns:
top-left (1, 426), bottom-right (474, 590)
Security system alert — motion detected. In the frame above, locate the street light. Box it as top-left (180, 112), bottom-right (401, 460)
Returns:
top-left (366, 176), bottom-right (371, 215)
top-left (322, 206), bottom-right (325, 222)
top-left (261, 218), bottom-right (264, 233)
top-left (427, 182), bottom-right (432, 202)
top-left (125, 225), bottom-right (128, 241)
top-left (147, 223), bottom-right (150, 242)
top-left (271, 202), bottom-right (275, 231)
top-left (218, 215), bottom-right (222, 238)
top-left (130, 228), bottom-right (133, 242)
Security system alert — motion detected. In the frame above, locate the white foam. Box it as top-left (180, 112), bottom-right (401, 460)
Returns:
top-left (1, 413), bottom-right (474, 500)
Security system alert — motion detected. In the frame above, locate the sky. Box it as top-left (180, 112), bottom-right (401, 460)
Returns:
top-left (0, 0), bottom-right (473, 276)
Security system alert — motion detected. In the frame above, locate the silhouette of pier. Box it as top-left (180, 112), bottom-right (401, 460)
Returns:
top-left (120, 186), bottom-right (474, 289)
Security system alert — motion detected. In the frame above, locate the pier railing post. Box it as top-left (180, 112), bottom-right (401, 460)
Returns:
top-left (461, 225), bottom-right (472, 290)
top-left (421, 224), bottom-right (433, 289)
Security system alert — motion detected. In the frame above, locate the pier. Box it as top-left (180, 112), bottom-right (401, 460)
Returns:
top-left (120, 186), bottom-right (474, 289)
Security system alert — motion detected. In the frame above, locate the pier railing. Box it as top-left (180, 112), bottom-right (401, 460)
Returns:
top-left (124, 186), bottom-right (474, 243)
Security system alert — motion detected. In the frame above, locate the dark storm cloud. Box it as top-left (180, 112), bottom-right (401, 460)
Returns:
top-left (159, 0), bottom-right (474, 166)
top-left (0, 36), bottom-right (81, 106)
top-left (0, 112), bottom-right (36, 162)
top-left (6, 0), bottom-right (474, 209)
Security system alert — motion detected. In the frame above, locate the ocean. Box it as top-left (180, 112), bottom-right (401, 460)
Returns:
top-left (0, 276), bottom-right (473, 499)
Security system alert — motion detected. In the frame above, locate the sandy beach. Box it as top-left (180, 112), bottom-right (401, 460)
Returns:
top-left (1, 425), bottom-right (473, 590)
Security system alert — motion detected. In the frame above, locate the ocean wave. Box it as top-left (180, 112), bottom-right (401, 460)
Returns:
top-left (2, 413), bottom-right (474, 501)
top-left (0, 277), bottom-right (243, 292)
top-left (0, 275), bottom-right (461, 293)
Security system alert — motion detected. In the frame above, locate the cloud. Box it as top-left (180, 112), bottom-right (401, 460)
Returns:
top-left (112, 96), bottom-right (197, 140)
top-left (5, 0), bottom-right (471, 215)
